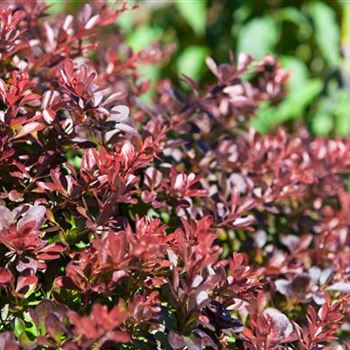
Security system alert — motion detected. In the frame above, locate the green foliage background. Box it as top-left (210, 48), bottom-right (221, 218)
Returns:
top-left (46, 0), bottom-right (350, 136)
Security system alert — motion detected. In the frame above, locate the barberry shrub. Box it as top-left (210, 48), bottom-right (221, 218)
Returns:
top-left (0, 1), bottom-right (349, 349)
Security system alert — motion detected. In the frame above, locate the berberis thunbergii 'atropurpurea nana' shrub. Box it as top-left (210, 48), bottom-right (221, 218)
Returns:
top-left (0, 1), bottom-right (350, 349)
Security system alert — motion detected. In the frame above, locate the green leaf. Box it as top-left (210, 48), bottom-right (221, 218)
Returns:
top-left (14, 318), bottom-right (26, 337)
top-left (237, 17), bottom-right (279, 58)
top-left (75, 240), bottom-right (89, 249)
top-left (311, 112), bottom-right (333, 136)
top-left (147, 208), bottom-right (160, 219)
top-left (138, 64), bottom-right (159, 104)
top-left (66, 151), bottom-right (82, 169)
top-left (274, 7), bottom-right (311, 39)
top-left (177, 45), bottom-right (208, 81)
top-left (175, 0), bottom-right (206, 36)
top-left (125, 24), bottom-right (162, 103)
top-left (1, 304), bottom-right (9, 322)
top-left (160, 212), bottom-right (170, 224)
top-left (308, 1), bottom-right (340, 66)
top-left (117, 0), bottom-right (137, 32)
top-left (24, 283), bottom-right (38, 299)
top-left (252, 79), bottom-right (323, 133)
top-left (127, 26), bottom-right (161, 51)
top-left (44, 0), bottom-right (66, 14)
top-left (342, 2), bottom-right (350, 49)
top-left (281, 56), bottom-right (309, 88)
top-left (334, 90), bottom-right (350, 136)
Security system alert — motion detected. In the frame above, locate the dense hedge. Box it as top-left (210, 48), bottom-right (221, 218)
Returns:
top-left (0, 1), bottom-right (349, 349)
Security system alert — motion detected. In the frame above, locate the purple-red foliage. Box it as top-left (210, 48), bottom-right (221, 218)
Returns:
top-left (0, 1), bottom-right (349, 349)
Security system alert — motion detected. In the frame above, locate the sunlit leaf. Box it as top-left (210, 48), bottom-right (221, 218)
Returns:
top-left (14, 318), bottom-right (26, 337)
top-left (308, 1), bottom-right (340, 66)
top-left (175, 0), bottom-right (206, 36)
top-left (311, 112), bottom-right (333, 136)
top-left (281, 56), bottom-right (309, 88)
top-left (44, 0), bottom-right (66, 14)
top-left (177, 45), bottom-right (208, 80)
top-left (334, 89), bottom-right (350, 136)
top-left (127, 26), bottom-right (161, 51)
top-left (237, 17), bottom-right (279, 58)
top-left (252, 79), bottom-right (323, 133)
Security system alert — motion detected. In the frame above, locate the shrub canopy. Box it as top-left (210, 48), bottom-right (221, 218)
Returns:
top-left (0, 1), bottom-right (349, 349)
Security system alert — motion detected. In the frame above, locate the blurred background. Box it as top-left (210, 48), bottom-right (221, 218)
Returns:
top-left (46, 0), bottom-right (350, 136)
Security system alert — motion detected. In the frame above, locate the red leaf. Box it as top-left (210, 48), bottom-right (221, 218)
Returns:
top-left (0, 268), bottom-right (12, 285)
